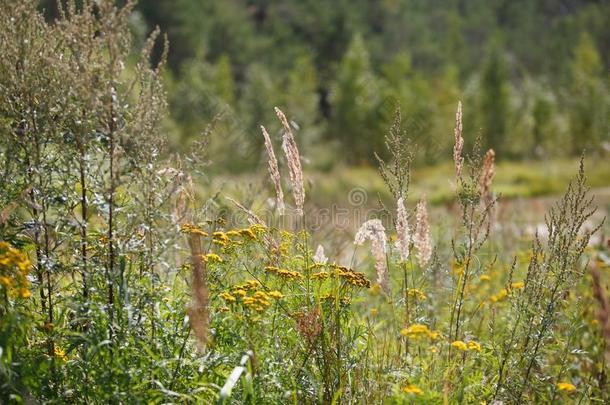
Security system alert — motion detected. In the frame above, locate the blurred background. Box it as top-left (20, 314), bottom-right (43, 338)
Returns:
top-left (41, 0), bottom-right (610, 203)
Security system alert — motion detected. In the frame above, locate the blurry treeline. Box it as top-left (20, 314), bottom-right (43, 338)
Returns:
top-left (42, 0), bottom-right (610, 170)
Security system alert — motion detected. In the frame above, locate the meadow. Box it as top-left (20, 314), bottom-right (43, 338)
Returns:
top-left (1, 1), bottom-right (610, 404)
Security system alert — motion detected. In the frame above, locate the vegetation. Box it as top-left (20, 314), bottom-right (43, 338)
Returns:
top-left (1, 1), bottom-right (609, 404)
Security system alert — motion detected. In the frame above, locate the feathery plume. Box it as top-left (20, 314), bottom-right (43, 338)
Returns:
top-left (275, 107), bottom-right (305, 216)
top-left (453, 101), bottom-right (464, 181)
top-left (313, 244), bottom-right (328, 264)
top-left (414, 197), bottom-right (432, 267)
top-left (261, 125), bottom-right (285, 215)
top-left (354, 219), bottom-right (389, 293)
top-left (395, 197), bottom-right (410, 262)
top-left (479, 148), bottom-right (495, 205)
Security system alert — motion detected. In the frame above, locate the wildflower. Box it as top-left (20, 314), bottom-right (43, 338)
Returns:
top-left (261, 125), bottom-right (285, 215)
top-left (402, 384), bottom-right (423, 395)
top-left (313, 244), bottom-right (328, 264)
top-left (18, 287), bottom-right (30, 299)
top-left (54, 346), bottom-right (68, 362)
top-left (401, 324), bottom-right (439, 340)
top-left (219, 292), bottom-right (236, 303)
top-left (238, 228), bottom-right (256, 240)
top-left (180, 223), bottom-right (208, 237)
top-left (226, 230), bottom-right (241, 237)
top-left (406, 288), bottom-right (426, 301)
top-left (511, 281), bottom-right (525, 290)
top-left (202, 253), bottom-right (223, 263)
top-left (490, 288), bottom-right (508, 303)
top-left (212, 231), bottom-right (230, 245)
top-left (311, 271), bottom-right (330, 280)
top-left (395, 197), bottom-right (410, 262)
top-left (233, 289), bottom-right (247, 298)
top-left (0, 275), bottom-right (11, 287)
top-left (479, 274), bottom-right (491, 282)
top-left (370, 308), bottom-right (378, 316)
top-left (267, 290), bottom-right (283, 299)
top-left (557, 382), bottom-right (576, 392)
top-left (275, 107), bottom-right (305, 216)
top-left (414, 197), bottom-right (432, 267)
top-left (354, 219), bottom-right (389, 293)
top-left (428, 346), bottom-right (438, 353)
top-left (451, 341), bottom-right (468, 351)
top-left (453, 100), bottom-right (464, 180)
top-left (467, 341), bottom-right (482, 352)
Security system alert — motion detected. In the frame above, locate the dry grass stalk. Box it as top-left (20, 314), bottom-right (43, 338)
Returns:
top-left (261, 125), bottom-right (285, 215)
top-left (275, 107), bottom-right (305, 216)
top-left (479, 148), bottom-right (496, 205)
top-left (414, 197), bottom-right (432, 267)
top-left (591, 264), bottom-right (610, 364)
top-left (453, 101), bottom-right (464, 181)
top-left (395, 197), bottom-right (410, 262)
top-left (188, 232), bottom-right (209, 349)
top-left (355, 219), bottom-right (389, 293)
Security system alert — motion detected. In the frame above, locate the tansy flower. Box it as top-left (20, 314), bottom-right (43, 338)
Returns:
top-left (220, 292), bottom-right (236, 303)
top-left (511, 281), bottom-right (525, 290)
top-left (451, 341), bottom-right (468, 351)
top-left (233, 289), bottom-right (247, 297)
top-left (54, 346), bottom-right (68, 361)
top-left (479, 274), bottom-right (491, 282)
top-left (402, 384), bottom-right (423, 395)
top-left (202, 253), bottom-right (223, 263)
top-left (18, 287), bottom-right (31, 299)
top-left (557, 382), bottom-right (576, 392)
top-left (467, 341), bottom-right (482, 352)
top-left (490, 288), bottom-right (508, 303)
top-left (401, 324), bottom-right (440, 340)
top-left (406, 288), bottom-right (427, 301)
top-left (267, 290), bottom-right (283, 299)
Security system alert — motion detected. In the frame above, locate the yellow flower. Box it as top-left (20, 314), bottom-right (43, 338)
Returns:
top-left (0, 275), bottom-right (12, 287)
top-left (406, 288), bottom-right (427, 301)
top-left (467, 341), bottom-right (482, 352)
top-left (202, 253), bottom-right (223, 263)
top-left (370, 308), bottom-right (378, 316)
top-left (238, 228), bottom-right (256, 240)
top-left (511, 281), bottom-right (525, 290)
top-left (219, 292), bottom-right (236, 303)
top-left (233, 289), bottom-right (247, 297)
top-left (18, 287), bottom-right (31, 299)
top-left (557, 382), bottom-right (576, 392)
top-left (268, 290), bottom-right (283, 299)
top-left (401, 324), bottom-right (440, 340)
top-left (428, 346), bottom-right (438, 353)
top-left (402, 384), bottom-right (423, 395)
top-left (490, 288), bottom-right (508, 303)
top-left (54, 346), bottom-right (68, 361)
top-left (479, 274), bottom-right (491, 282)
top-left (451, 341), bottom-right (468, 351)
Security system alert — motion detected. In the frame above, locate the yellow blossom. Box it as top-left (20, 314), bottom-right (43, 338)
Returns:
top-left (402, 384), bottom-right (423, 395)
top-left (267, 290), bottom-right (283, 299)
top-left (220, 292), bottom-right (236, 303)
top-left (54, 346), bottom-right (68, 361)
top-left (18, 287), bottom-right (31, 299)
top-left (467, 341), bottom-right (482, 352)
top-left (479, 274), bottom-right (491, 282)
top-left (202, 253), bottom-right (223, 263)
top-left (511, 281), bottom-right (525, 290)
top-left (557, 382), bottom-right (576, 392)
top-left (451, 341), bottom-right (468, 351)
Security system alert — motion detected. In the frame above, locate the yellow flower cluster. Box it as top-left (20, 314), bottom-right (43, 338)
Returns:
top-left (319, 293), bottom-right (351, 306)
top-left (265, 266), bottom-right (303, 280)
top-left (450, 340), bottom-right (482, 352)
top-left (219, 280), bottom-right (283, 313)
top-left (400, 324), bottom-right (440, 340)
top-left (54, 346), bottom-right (68, 361)
top-left (556, 382), bottom-right (576, 392)
top-left (310, 266), bottom-right (370, 288)
top-left (201, 253), bottom-right (223, 263)
top-left (402, 384), bottom-right (423, 395)
top-left (490, 281), bottom-right (525, 303)
top-left (212, 231), bottom-right (230, 246)
top-left (0, 241), bottom-right (31, 299)
top-left (180, 223), bottom-right (208, 237)
top-left (406, 288), bottom-right (427, 301)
